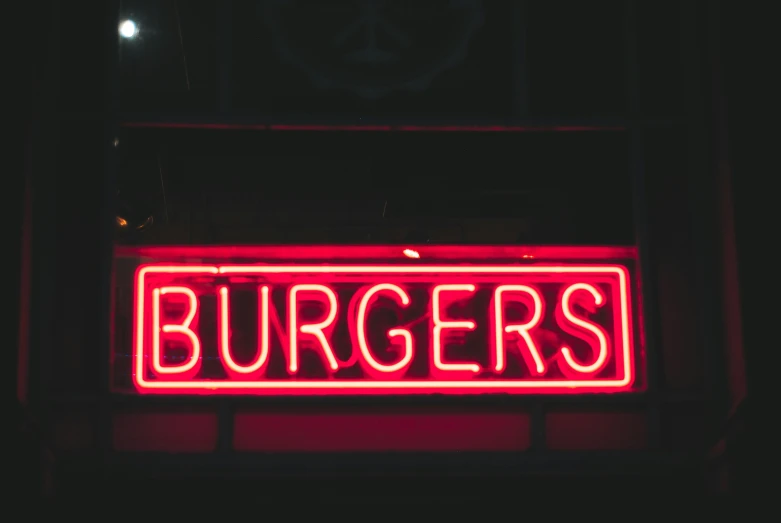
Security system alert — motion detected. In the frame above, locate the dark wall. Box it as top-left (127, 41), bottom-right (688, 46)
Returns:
top-left (17, 0), bottom-right (752, 498)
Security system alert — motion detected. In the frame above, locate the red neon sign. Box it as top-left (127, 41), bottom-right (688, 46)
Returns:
top-left (115, 246), bottom-right (642, 396)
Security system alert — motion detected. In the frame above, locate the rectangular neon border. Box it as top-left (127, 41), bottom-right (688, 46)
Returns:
top-left (133, 264), bottom-right (635, 395)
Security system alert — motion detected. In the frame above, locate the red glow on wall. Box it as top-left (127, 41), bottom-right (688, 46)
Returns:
top-left (113, 412), bottom-right (218, 452)
top-left (233, 412), bottom-right (531, 452)
top-left (114, 246), bottom-right (641, 396)
top-left (545, 411), bottom-right (648, 450)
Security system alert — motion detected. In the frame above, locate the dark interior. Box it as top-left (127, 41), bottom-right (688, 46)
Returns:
top-left (17, 0), bottom-right (754, 500)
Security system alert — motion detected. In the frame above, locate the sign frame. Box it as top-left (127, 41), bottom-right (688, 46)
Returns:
top-left (112, 245), bottom-right (644, 397)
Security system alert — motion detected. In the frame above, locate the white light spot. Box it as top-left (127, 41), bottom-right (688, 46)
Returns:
top-left (403, 249), bottom-right (420, 259)
top-left (119, 20), bottom-right (138, 38)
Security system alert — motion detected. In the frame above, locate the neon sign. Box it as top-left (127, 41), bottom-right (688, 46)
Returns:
top-left (115, 246), bottom-right (642, 396)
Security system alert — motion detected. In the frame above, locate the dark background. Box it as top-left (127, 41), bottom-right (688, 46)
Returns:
top-left (17, 0), bottom-right (755, 501)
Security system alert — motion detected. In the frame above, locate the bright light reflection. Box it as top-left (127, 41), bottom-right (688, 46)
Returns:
top-left (403, 249), bottom-right (420, 259)
top-left (119, 20), bottom-right (138, 38)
